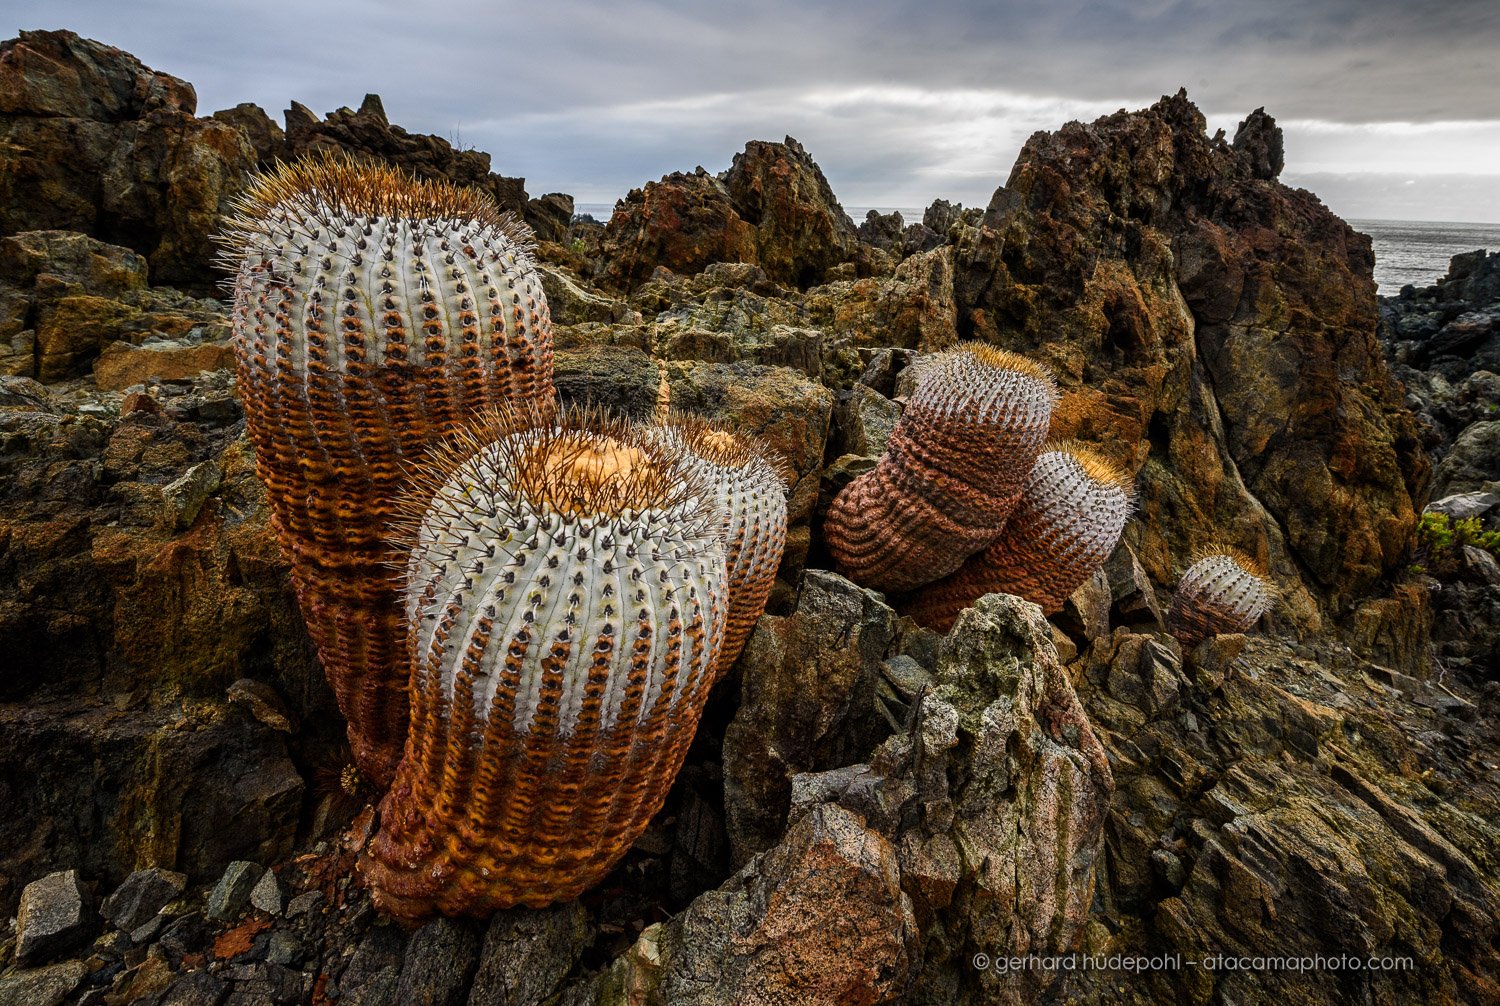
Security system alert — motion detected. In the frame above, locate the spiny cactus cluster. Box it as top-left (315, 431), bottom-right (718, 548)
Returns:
top-left (904, 441), bottom-right (1134, 631)
top-left (1166, 549), bottom-right (1273, 648)
top-left (219, 154), bottom-right (554, 787)
top-left (222, 156), bottom-right (787, 919)
top-left (824, 344), bottom-right (1056, 593)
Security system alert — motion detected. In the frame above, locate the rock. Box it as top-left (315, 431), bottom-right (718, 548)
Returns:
top-left (205, 862), bottom-right (263, 922)
top-left (285, 890), bottom-right (323, 918)
top-left (0, 31), bottom-right (257, 293)
top-left (225, 679), bottom-right (296, 733)
top-left (394, 918), bottom-right (481, 1006)
top-left (15, 869), bottom-right (91, 967)
top-left (466, 904), bottom-right (589, 1006)
top-left (160, 458), bottom-right (222, 529)
top-left (524, 192), bottom-right (574, 244)
top-left (722, 570), bottom-right (898, 863)
top-left (0, 375), bottom-right (49, 408)
top-left (831, 383), bottom-right (900, 458)
top-left (280, 92), bottom-right (526, 215)
top-left (535, 263), bottom-right (634, 326)
top-left (100, 867), bottom-right (186, 932)
top-left (335, 924), bottom-right (407, 1006)
top-left (857, 209), bottom-right (905, 252)
top-left (248, 869), bottom-right (282, 915)
top-left (155, 971), bottom-right (228, 1006)
top-left (1433, 420), bottom-right (1500, 497)
top-left (210, 103), bottom-right (286, 166)
top-left (1425, 491), bottom-right (1500, 522)
top-left (622, 803), bottom-right (915, 1006)
top-left (1231, 106), bottom-right (1284, 181)
top-left (724, 136), bottom-right (858, 288)
top-left (596, 168), bottom-right (758, 291)
top-left (0, 960), bottom-right (88, 1006)
top-left (951, 91), bottom-right (1426, 649)
top-left (93, 340), bottom-right (234, 392)
top-left (802, 245), bottom-right (960, 353)
top-left (1103, 542), bottom-right (1164, 629)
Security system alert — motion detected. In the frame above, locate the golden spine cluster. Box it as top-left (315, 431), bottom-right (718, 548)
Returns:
top-left (221, 154), bottom-right (555, 787)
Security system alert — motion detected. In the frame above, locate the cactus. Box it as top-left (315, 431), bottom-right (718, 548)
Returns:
top-left (824, 343), bottom-right (1055, 593)
top-left (219, 154), bottom-right (555, 786)
top-left (361, 406), bottom-right (727, 918)
top-left (649, 412), bottom-right (790, 677)
top-left (1165, 549), bottom-right (1273, 648)
top-left (903, 442), bottom-right (1132, 630)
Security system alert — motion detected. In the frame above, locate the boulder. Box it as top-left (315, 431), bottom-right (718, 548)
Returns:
top-left (596, 168), bottom-right (758, 291)
top-left (724, 136), bottom-right (858, 289)
top-left (0, 31), bottom-right (257, 293)
top-left (100, 866), bottom-right (187, 932)
top-left (14, 869), bottom-right (91, 967)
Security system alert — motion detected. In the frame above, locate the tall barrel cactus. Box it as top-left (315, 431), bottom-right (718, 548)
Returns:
top-left (219, 154), bottom-right (554, 787)
top-left (362, 407), bottom-right (727, 918)
top-left (904, 442), bottom-right (1133, 630)
top-left (648, 412), bottom-right (789, 677)
top-left (824, 343), bottom-right (1055, 593)
top-left (1166, 549), bottom-right (1274, 647)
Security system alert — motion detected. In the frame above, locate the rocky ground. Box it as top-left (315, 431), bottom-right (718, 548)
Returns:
top-left (1, 28), bottom-right (1497, 1006)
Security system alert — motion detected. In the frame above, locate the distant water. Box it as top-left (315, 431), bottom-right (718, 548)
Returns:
top-left (1351, 219), bottom-right (1500, 294)
top-left (575, 204), bottom-right (1498, 297)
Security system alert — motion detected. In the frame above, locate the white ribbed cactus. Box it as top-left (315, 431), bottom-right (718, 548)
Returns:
top-left (647, 413), bottom-right (789, 677)
top-left (363, 406), bottom-right (729, 919)
top-left (1166, 550), bottom-right (1273, 647)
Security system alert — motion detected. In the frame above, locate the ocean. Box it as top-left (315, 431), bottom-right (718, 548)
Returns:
top-left (577, 203), bottom-right (1498, 297)
top-left (1351, 219), bottom-right (1500, 294)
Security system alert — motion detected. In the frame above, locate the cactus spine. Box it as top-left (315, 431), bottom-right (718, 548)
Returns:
top-left (362, 407), bottom-right (727, 919)
top-left (1166, 549), bottom-right (1273, 648)
top-left (904, 442), bottom-right (1132, 630)
top-left (650, 413), bottom-right (790, 677)
top-left (824, 343), bottom-right (1055, 593)
top-left (219, 154), bottom-right (554, 786)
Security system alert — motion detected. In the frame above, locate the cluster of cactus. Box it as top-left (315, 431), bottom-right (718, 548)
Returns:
top-left (826, 343), bottom-right (1274, 644)
top-left (825, 343), bottom-right (1136, 627)
top-left (221, 155), bottom-right (787, 919)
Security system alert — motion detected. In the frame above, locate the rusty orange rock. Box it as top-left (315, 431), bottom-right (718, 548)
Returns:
top-left (823, 343), bottom-right (1055, 593)
top-left (903, 442), bottom-right (1133, 630)
top-left (361, 407), bottom-right (727, 918)
top-left (220, 154), bottom-right (555, 787)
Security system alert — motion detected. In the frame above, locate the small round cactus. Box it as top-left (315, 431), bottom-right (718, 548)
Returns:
top-left (903, 442), bottom-right (1133, 630)
top-left (823, 343), bottom-right (1055, 593)
top-left (648, 412), bottom-right (791, 678)
top-left (1166, 549), bottom-right (1273, 648)
top-left (361, 406), bottom-right (727, 919)
top-left (219, 153), bottom-right (555, 786)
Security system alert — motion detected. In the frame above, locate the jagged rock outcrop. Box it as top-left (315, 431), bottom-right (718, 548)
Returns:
top-left (598, 138), bottom-right (856, 292)
top-left (0, 31), bottom-right (257, 293)
top-left (951, 91), bottom-right (1429, 645)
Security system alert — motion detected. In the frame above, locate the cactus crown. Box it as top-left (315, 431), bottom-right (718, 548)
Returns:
top-left (915, 342), bottom-right (1057, 421)
top-left (217, 152), bottom-right (531, 267)
top-left (652, 410), bottom-right (795, 487)
top-left (1167, 546), bottom-right (1275, 646)
top-left (1040, 439), bottom-right (1134, 495)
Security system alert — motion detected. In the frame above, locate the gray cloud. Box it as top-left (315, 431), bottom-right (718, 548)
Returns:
top-left (8, 1), bottom-right (1499, 218)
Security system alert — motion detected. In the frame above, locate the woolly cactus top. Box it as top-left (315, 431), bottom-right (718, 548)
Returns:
top-left (1024, 442), bottom-right (1134, 556)
top-left (398, 407), bottom-right (726, 736)
top-left (911, 342), bottom-right (1057, 423)
top-left (218, 153), bottom-right (544, 380)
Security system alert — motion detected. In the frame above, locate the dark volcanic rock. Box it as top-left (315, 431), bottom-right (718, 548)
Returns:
top-left (280, 92), bottom-right (528, 215)
top-left (0, 31), bottom-right (257, 293)
top-left (596, 168), bottom-right (758, 292)
top-left (724, 136), bottom-right (858, 289)
top-left (14, 869), bottom-right (91, 967)
top-left (952, 91), bottom-right (1428, 647)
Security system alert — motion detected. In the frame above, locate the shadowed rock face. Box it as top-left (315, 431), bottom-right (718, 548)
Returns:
top-left (0, 30), bottom-right (257, 294)
top-left (951, 92), bottom-right (1429, 637)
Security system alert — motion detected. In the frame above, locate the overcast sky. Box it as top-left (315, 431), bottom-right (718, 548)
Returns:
top-left (10, 1), bottom-right (1500, 222)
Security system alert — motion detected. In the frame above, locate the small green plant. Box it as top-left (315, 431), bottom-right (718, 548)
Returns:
top-left (1410, 511), bottom-right (1500, 577)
